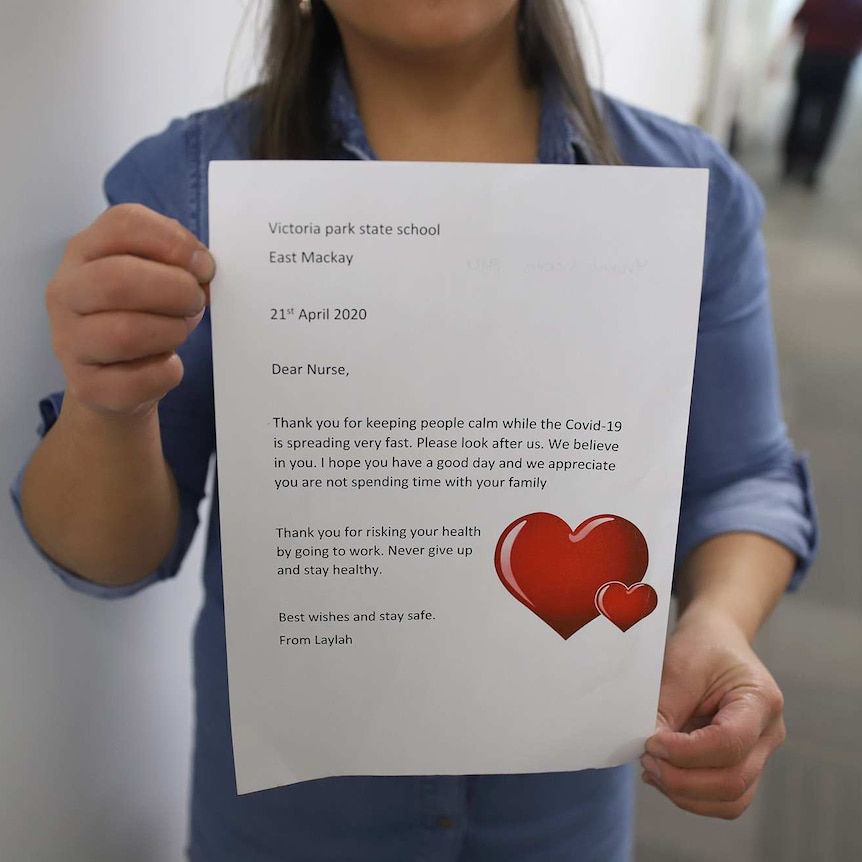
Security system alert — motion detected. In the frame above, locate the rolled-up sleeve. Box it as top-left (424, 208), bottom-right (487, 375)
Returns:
top-left (675, 133), bottom-right (819, 589)
top-left (9, 394), bottom-right (207, 599)
top-left (9, 116), bottom-right (215, 599)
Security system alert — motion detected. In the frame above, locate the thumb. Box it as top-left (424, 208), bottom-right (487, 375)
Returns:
top-left (654, 660), bottom-right (704, 736)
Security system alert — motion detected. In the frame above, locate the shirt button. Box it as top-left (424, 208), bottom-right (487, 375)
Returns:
top-left (436, 815), bottom-right (454, 829)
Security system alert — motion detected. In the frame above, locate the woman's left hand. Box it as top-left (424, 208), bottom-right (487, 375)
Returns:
top-left (641, 604), bottom-right (786, 819)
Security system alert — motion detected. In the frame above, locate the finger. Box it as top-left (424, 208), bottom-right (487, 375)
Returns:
top-left (643, 771), bottom-right (761, 821)
top-left (60, 256), bottom-right (206, 317)
top-left (66, 353), bottom-right (185, 415)
top-left (69, 312), bottom-right (192, 365)
top-left (648, 693), bottom-right (772, 769)
top-left (641, 739), bottom-right (771, 804)
top-left (185, 306), bottom-right (206, 333)
top-left (66, 204), bottom-right (215, 283)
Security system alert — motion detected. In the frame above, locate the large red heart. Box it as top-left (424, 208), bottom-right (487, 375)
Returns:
top-left (494, 512), bottom-right (649, 639)
top-left (595, 582), bottom-right (658, 632)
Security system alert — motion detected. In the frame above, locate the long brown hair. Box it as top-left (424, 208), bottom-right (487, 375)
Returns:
top-left (251, 0), bottom-right (621, 164)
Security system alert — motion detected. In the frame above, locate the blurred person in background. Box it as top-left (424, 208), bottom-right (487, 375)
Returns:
top-left (783, 0), bottom-right (862, 186)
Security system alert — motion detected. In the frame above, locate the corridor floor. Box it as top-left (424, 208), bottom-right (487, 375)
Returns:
top-left (635, 75), bottom-right (862, 862)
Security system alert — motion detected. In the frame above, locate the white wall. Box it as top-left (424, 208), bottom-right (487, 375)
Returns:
top-left (574, 0), bottom-right (713, 123)
top-left (0, 3), bottom-right (256, 860)
top-left (699, 0), bottom-right (753, 140)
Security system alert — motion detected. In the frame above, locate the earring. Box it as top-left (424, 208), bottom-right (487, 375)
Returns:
top-left (299, 0), bottom-right (311, 14)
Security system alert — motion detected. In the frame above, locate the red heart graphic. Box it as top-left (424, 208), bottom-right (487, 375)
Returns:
top-left (595, 581), bottom-right (658, 632)
top-left (494, 512), bottom-right (649, 639)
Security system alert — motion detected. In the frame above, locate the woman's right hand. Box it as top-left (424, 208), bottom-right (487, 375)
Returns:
top-left (46, 203), bottom-right (215, 418)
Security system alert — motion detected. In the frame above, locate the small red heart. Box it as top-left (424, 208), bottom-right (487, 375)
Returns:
top-left (494, 512), bottom-right (649, 639)
top-left (595, 581), bottom-right (658, 632)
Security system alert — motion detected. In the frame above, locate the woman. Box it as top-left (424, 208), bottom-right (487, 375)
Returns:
top-left (14, 1), bottom-right (817, 859)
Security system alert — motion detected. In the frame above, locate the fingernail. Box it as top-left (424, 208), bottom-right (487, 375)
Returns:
top-left (185, 286), bottom-right (207, 316)
top-left (190, 249), bottom-right (215, 283)
top-left (641, 754), bottom-right (662, 782)
top-left (647, 741), bottom-right (669, 760)
top-left (185, 307), bottom-right (206, 333)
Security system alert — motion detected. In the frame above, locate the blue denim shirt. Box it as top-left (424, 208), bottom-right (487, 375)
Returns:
top-left (11, 69), bottom-right (818, 862)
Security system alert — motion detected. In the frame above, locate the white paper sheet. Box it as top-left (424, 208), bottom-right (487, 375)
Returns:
top-left (208, 161), bottom-right (708, 794)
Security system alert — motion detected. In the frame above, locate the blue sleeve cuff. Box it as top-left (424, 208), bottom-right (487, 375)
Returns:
top-left (676, 454), bottom-right (819, 592)
top-left (8, 393), bottom-right (201, 600)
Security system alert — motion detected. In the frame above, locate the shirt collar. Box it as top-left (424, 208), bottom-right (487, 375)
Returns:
top-left (329, 62), bottom-right (591, 165)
